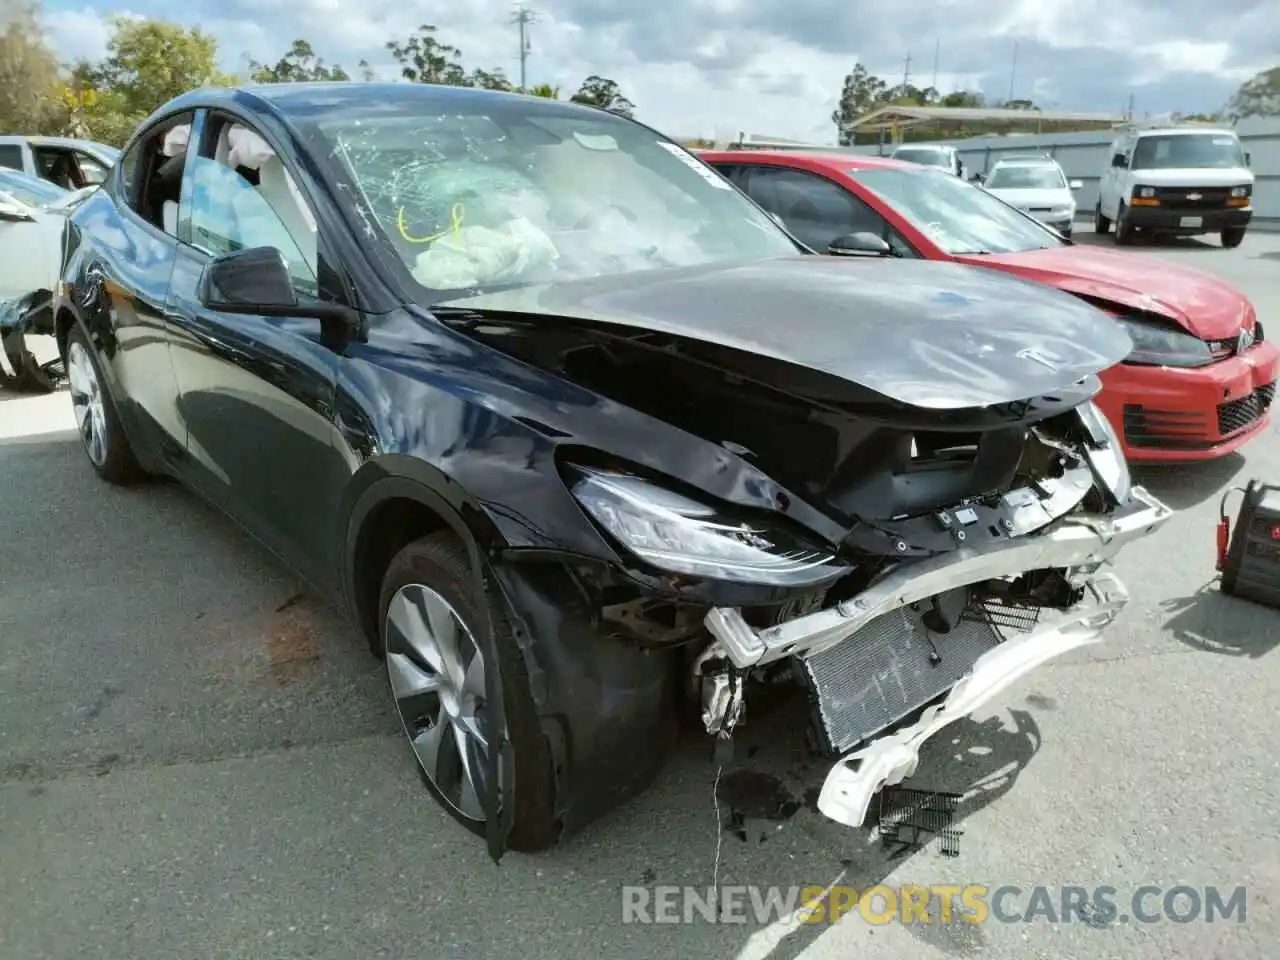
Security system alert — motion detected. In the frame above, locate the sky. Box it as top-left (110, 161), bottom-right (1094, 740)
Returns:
top-left (38, 0), bottom-right (1279, 142)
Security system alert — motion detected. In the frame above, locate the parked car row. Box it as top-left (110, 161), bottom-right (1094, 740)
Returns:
top-left (888, 124), bottom-right (1256, 249)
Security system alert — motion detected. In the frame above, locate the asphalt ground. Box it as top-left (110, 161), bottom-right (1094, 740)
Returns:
top-left (2, 228), bottom-right (1278, 960)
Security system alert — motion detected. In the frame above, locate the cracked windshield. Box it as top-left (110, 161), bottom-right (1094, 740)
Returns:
top-left (2, 0), bottom-right (1279, 958)
top-left (322, 106), bottom-right (794, 294)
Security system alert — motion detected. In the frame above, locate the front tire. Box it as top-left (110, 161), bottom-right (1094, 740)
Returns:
top-left (1114, 203), bottom-right (1135, 245)
top-left (1221, 226), bottom-right (1246, 248)
top-left (378, 531), bottom-right (558, 852)
top-left (64, 322), bottom-right (145, 484)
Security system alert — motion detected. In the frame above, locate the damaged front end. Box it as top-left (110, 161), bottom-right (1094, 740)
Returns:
top-left (434, 262), bottom-right (1172, 845)
top-left (551, 380), bottom-right (1171, 833)
top-left (687, 399), bottom-right (1170, 829)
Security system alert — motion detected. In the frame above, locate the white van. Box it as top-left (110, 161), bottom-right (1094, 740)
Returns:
top-left (1095, 125), bottom-right (1253, 247)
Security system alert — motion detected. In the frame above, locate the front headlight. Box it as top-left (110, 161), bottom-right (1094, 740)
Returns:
top-left (1134, 186), bottom-right (1156, 199)
top-left (1076, 402), bottom-right (1131, 504)
top-left (1119, 317), bottom-right (1213, 367)
top-left (571, 468), bottom-right (848, 587)
top-left (1230, 185), bottom-right (1251, 198)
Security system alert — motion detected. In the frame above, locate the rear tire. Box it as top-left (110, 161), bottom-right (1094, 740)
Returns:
top-left (1221, 226), bottom-right (1246, 249)
top-left (64, 322), bottom-right (145, 484)
top-left (378, 531), bottom-right (558, 852)
top-left (1094, 203), bottom-right (1111, 234)
top-left (1114, 204), bottom-right (1135, 246)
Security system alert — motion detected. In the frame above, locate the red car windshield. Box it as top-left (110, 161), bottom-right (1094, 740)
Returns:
top-left (850, 167), bottom-right (1067, 255)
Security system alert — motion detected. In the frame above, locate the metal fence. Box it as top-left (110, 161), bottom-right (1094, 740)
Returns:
top-left (845, 116), bottom-right (1280, 228)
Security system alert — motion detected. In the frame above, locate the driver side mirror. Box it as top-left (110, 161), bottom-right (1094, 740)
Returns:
top-left (198, 246), bottom-right (353, 325)
top-left (1244, 152), bottom-right (1251, 166)
top-left (0, 191), bottom-right (34, 222)
top-left (1111, 153), bottom-right (1128, 169)
top-left (969, 172), bottom-right (985, 184)
top-left (827, 232), bottom-right (891, 257)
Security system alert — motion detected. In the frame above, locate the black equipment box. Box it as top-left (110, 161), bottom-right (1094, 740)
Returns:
top-left (1219, 479), bottom-right (1280, 609)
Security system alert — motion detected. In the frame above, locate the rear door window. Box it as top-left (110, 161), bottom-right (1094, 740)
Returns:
top-left (0, 144), bottom-right (23, 171)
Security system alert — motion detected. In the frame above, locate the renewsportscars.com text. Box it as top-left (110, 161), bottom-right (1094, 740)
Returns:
top-left (620, 884), bottom-right (1248, 927)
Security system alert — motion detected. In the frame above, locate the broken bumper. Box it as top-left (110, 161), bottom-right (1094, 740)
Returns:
top-left (704, 486), bottom-right (1172, 668)
top-left (702, 486), bottom-right (1173, 828)
top-left (816, 570), bottom-right (1127, 827)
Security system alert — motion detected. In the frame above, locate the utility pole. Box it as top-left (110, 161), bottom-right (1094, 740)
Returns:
top-left (1007, 40), bottom-right (1018, 103)
top-left (931, 38), bottom-right (939, 93)
top-left (509, 3), bottom-right (537, 90)
top-left (902, 51), bottom-right (912, 92)
top-left (1126, 92), bottom-right (1135, 121)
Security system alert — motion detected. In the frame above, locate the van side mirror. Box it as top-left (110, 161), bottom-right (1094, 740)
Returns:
top-left (1111, 153), bottom-right (1128, 169)
top-left (1244, 152), bottom-right (1251, 166)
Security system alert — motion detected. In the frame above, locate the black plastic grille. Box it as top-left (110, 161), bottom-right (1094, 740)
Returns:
top-left (1122, 405), bottom-right (1212, 450)
top-left (1152, 186), bottom-right (1231, 209)
top-left (1218, 382), bottom-right (1276, 436)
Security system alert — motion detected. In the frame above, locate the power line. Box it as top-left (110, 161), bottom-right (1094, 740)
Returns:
top-left (1007, 40), bottom-right (1018, 103)
top-left (509, 2), bottom-right (538, 90)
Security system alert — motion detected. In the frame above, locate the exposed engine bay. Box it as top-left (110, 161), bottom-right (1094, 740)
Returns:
top-left (441, 306), bottom-right (1173, 831)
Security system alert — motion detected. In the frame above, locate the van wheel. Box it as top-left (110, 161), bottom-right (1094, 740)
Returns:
top-left (1221, 227), bottom-right (1246, 249)
top-left (1094, 203), bottom-right (1111, 235)
top-left (1114, 204), bottom-right (1135, 246)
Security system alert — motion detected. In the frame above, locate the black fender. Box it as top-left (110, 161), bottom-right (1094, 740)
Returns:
top-left (486, 557), bottom-right (680, 844)
top-left (340, 458), bottom-right (678, 858)
top-left (339, 461), bottom-right (515, 861)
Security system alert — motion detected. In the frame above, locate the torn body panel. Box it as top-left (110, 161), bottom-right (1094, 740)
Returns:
top-left (422, 287), bottom-right (1167, 845)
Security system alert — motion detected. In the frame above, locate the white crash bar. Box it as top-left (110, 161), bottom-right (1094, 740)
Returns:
top-left (816, 571), bottom-right (1128, 828)
top-left (704, 486), bottom-right (1172, 668)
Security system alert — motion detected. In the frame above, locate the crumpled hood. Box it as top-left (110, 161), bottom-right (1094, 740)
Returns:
top-left (436, 255), bottom-right (1133, 410)
top-left (959, 245), bottom-right (1253, 340)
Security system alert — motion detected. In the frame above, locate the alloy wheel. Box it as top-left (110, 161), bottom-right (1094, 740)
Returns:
top-left (385, 583), bottom-right (499, 822)
top-left (67, 340), bottom-right (108, 466)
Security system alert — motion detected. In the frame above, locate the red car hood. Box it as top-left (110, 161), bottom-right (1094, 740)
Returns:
top-left (958, 245), bottom-right (1252, 340)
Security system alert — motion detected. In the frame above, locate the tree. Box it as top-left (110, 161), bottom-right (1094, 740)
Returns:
top-left (0, 0), bottom-right (66, 135)
top-left (386, 24), bottom-right (468, 86)
top-left (830, 63), bottom-right (887, 144)
top-left (249, 39), bottom-right (350, 83)
top-left (569, 75), bottom-right (634, 116)
top-left (526, 82), bottom-right (560, 99)
top-left (940, 90), bottom-right (986, 108)
top-left (468, 67), bottom-right (512, 91)
top-left (1225, 66), bottom-right (1280, 119)
top-left (74, 15), bottom-right (233, 144)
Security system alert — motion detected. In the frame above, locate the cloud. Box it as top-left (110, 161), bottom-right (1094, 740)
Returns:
top-left (37, 0), bottom-right (1279, 140)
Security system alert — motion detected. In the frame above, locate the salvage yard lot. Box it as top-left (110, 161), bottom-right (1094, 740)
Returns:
top-left (2, 229), bottom-right (1279, 960)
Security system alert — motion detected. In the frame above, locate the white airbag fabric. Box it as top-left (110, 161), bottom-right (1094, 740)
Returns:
top-left (411, 218), bottom-right (558, 289)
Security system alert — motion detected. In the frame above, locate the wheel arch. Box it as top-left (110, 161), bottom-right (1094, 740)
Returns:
top-left (341, 455), bottom-right (511, 655)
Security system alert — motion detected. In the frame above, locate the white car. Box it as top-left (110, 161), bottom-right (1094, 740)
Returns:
top-left (0, 169), bottom-right (94, 391)
top-left (889, 143), bottom-right (965, 178)
top-left (0, 135), bottom-right (120, 190)
top-left (980, 156), bottom-right (1082, 237)
top-left (1095, 124), bottom-right (1253, 247)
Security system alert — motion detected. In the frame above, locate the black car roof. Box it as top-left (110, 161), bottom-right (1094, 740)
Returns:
top-left (163, 82), bottom-right (605, 126)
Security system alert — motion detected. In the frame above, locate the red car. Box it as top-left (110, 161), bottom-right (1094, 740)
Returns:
top-left (699, 149), bottom-right (1278, 462)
